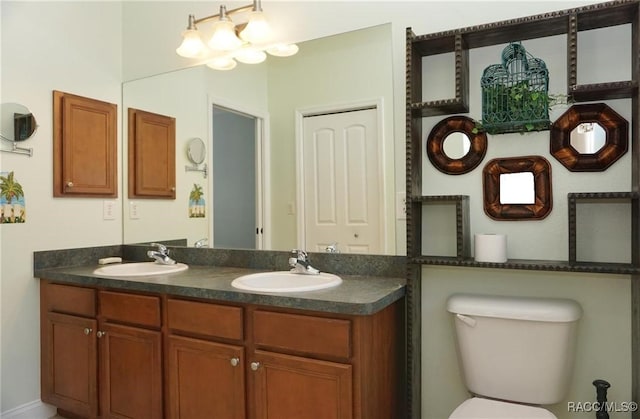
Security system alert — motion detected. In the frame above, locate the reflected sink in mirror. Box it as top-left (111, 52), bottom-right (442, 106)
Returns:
top-left (231, 271), bottom-right (342, 293)
top-left (93, 262), bottom-right (188, 277)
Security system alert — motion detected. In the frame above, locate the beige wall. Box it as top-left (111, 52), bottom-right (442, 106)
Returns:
top-left (1, 1), bottom-right (632, 418)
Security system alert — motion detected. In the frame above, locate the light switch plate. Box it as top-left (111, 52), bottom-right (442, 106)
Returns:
top-left (103, 200), bottom-right (117, 220)
top-left (129, 201), bottom-right (140, 219)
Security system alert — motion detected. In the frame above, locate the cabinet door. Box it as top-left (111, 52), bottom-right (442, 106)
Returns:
top-left (42, 312), bottom-right (98, 418)
top-left (99, 322), bottom-right (162, 419)
top-left (251, 350), bottom-right (352, 419)
top-left (128, 108), bottom-right (176, 199)
top-left (53, 90), bottom-right (118, 197)
top-left (167, 335), bottom-right (245, 419)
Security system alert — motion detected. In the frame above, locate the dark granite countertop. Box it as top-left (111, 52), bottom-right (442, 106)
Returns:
top-left (35, 263), bottom-right (406, 315)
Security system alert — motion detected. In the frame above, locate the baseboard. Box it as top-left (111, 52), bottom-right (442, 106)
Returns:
top-left (1, 400), bottom-right (56, 419)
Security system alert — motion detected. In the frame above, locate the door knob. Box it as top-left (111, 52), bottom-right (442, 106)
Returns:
top-left (97, 331), bottom-right (107, 338)
top-left (250, 361), bottom-right (260, 371)
top-left (83, 328), bottom-right (92, 335)
top-left (230, 357), bottom-right (240, 367)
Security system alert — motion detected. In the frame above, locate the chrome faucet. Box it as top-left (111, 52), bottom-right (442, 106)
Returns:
top-left (147, 242), bottom-right (176, 265)
top-left (289, 249), bottom-right (320, 275)
top-left (194, 238), bottom-right (208, 248)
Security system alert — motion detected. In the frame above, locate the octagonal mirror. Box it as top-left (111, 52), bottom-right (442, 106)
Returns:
top-left (550, 103), bottom-right (628, 171)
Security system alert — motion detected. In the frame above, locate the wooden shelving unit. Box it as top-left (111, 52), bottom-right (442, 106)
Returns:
top-left (405, 1), bottom-right (640, 417)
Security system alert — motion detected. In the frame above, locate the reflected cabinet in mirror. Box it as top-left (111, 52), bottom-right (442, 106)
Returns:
top-left (483, 155), bottom-right (552, 220)
top-left (550, 103), bottom-right (628, 172)
top-left (426, 116), bottom-right (487, 175)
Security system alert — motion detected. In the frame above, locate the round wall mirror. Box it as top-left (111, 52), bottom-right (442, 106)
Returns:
top-left (186, 137), bottom-right (206, 165)
top-left (1, 103), bottom-right (37, 142)
top-left (427, 116), bottom-right (487, 175)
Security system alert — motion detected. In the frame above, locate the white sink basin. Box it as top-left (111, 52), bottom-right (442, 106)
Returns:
top-left (231, 271), bottom-right (342, 293)
top-left (93, 262), bottom-right (188, 277)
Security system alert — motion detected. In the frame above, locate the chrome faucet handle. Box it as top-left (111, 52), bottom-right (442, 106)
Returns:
top-left (194, 238), bottom-right (208, 248)
top-left (291, 249), bottom-right (308, 261)
top-left (325, 243), bottom-right (340, 253)
top-left (150, 242), bottom-right (168, 254)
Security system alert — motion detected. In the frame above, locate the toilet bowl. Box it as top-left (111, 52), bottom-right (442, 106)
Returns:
top-left (446, 293), bottom-right (582, 419)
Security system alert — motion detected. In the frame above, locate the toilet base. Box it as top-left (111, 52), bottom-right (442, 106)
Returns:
top-left (449, 397), bottom-right (557, 419)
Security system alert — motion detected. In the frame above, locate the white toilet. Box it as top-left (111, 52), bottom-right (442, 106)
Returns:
top-left (446, 293), bottom-right (583, 419)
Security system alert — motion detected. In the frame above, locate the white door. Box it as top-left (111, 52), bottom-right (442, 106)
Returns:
top-left (301, 108), bottom-right (381, 254)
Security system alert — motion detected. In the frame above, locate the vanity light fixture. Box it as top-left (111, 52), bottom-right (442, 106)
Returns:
top-left (176, 0), bottom-right (298, 70)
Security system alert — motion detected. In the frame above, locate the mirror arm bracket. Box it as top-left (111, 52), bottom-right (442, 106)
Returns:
top-left (0, 134), bottom-right (33, 157)
top-left (185, 162), bottom-right (207, 178)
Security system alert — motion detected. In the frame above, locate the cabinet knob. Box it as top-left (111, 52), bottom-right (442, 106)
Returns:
top-left (66, 181), bottom-right (74, 188)
top-left (250, 361), bottom-right (260, 371)
top-left (83, 328), bottom-right (92, 335)
top-left (97, 331), bottom-right (107, 338)
top-left (230, 357), bottom-right (240, 367)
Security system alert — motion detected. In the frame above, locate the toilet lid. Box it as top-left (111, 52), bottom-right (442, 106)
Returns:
top-left (449, 398), bottom-right (557, 419)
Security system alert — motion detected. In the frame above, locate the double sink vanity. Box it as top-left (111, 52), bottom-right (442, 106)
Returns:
top-left (34, 244), bottom-right (406, 419)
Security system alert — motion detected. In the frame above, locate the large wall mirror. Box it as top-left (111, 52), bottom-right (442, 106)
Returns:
top-left (122, 24), bottom-right (397, 255)
top-left (483, 155), bottom-right (552, 220)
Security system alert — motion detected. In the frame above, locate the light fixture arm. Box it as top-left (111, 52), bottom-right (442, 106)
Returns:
top-left (193, 0), bottom-right (259, 25)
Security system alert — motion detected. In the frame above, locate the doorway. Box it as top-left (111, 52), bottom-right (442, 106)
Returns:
top-left (211, 105), bottom-right (266, 249)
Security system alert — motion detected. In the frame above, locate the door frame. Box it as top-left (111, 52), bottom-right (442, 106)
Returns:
top-left (294, 98), bottom-right (389, 254)
top-left (208, 97), bottom-right (271, 250)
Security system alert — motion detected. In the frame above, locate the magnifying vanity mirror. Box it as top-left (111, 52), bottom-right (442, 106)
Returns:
top-left (0, 103), bottom-right (36, 156)
top-left (185, 138), bottom-right (208, 178)
top-left (427, 116), bottom-right (487, 175)
top-left (483, 156), bottom-right (552, 220)
top-left (551, 103), bottom-right (628, 172)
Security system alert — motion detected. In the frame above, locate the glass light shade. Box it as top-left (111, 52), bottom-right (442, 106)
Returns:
top-left (176, 29), bottom-right (207, 58)
top-left (235, 48), bottom-right (267, 64)
top-left (266, 43), bottom-right (299, 57)
top-left (206, 56), bottom-right (237, 71)
top-left (239, 11), bottom-right (271, 43)
top-left (208, 20), bottom-right (242, 51)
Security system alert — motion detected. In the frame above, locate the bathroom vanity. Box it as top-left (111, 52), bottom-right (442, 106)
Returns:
top-left (36, 252), bottom-right (406, 419)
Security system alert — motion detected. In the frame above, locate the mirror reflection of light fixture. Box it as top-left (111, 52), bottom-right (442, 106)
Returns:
top-left (176, 0), bottom-right (298, 70)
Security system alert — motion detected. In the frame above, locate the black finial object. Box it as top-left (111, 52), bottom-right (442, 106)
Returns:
top-left (593, 379), bottom-right (611, 419)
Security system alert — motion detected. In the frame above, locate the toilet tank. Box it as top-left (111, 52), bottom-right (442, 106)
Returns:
top-left (447, 294), bottom-right (582, 405)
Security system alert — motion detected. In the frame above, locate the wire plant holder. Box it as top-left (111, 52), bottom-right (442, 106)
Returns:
top-left (480, 42), bottom-right (550, 134)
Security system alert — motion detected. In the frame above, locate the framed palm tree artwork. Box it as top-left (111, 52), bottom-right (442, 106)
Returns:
top-left (0, 171), bottom-right (25, 223)
top-left (188, 183), bottom-right (205, 218)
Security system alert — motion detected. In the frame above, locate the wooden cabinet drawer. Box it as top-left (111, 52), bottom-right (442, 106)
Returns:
top-left (167, 299), bottom-right (243, 341)
top-left (43, 282), bottom-right (96, 317)
top-left (99, 291), bottom-right (161, 328)
top-left (253, 311), bottom-right (351, 359)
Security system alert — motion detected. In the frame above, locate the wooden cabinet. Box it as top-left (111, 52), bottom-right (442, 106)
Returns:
top-left (42, 312), bottom-right (98, 418)
top-left (53, 90), bottom-right (118, 197)
top-left (167, 335), bottom-right (245, 419)
top-left (128, 108), bottom-right (176, 199)
top-left (251, 350), bottom-right (352, 419)
top-left (41, 281), bottom-right (404, 419)
top-left (41, 282), bottom-right (163, 419)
